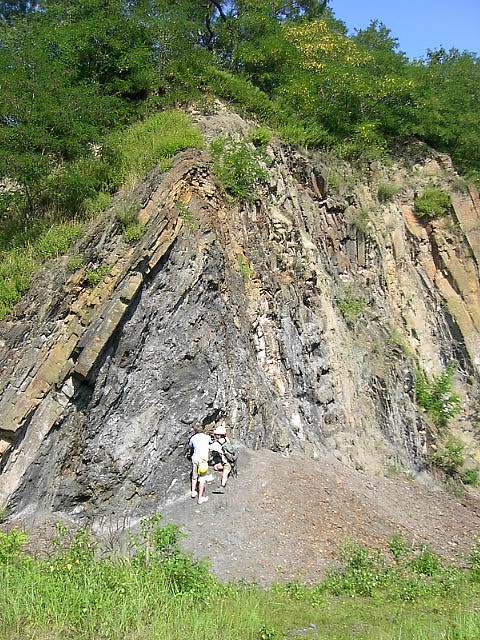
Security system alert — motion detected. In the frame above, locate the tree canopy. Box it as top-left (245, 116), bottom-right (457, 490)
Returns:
top-left (1, 0), bottom-right (479, 226)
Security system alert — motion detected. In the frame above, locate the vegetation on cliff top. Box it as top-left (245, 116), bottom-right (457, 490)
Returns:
top-left (1, 2), bottom-right (479, 318)
top-left (1, 518), bottom-right (480, 639)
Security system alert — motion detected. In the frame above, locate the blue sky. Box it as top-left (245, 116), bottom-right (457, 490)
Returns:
top-left (331, 0), bottom-right (479, 58)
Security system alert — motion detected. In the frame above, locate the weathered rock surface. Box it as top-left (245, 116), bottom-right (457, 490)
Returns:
top-left (0, 107), bottom-right (479, 526)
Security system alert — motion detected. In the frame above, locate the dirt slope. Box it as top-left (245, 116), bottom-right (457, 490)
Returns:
top-left (163, 449), bottom-right (480, 585)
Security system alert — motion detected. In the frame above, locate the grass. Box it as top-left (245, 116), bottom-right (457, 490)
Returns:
top-left (377, 181), bottom-right (400, 203)
top-left (236, 254), bottom-right (255, 280)
top-left (1, 526), bottom-right (480, 640)
top-left (0, 110), bottom-right (203, 320)
top-left (336, 286), bottom-right (367, 325)
top-left (85, 265), bottom-right (111, 288)
top-left (107, 110), bottom-right (203, 188)
top-left (211, 136), bottom-right (268, 201)
top-left (0, 222), bottom-right (83, 319)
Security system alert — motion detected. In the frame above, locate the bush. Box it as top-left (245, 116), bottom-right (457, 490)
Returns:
top-left (85, 265), bottom-right (111, 288)
top-left (336, 287), bottom-right (366, 325)
top-left (248, 126), bottom-right (272, 148)
top-left (462, 468), bottom-right (480, 486)
top-left (211, 136), bottom-right (268, 201)
top-left (430, 438), bottom-right (465, 476)
top-left (415, 365), bottom-right (461, 428)
top-left (0, 529), bottom-right (28, 564)
top-left (414, 187), bottom-right (452, 218)
top-left (350, 207), bottom-right (372, 234)
top-left (469, 536), bottom-right (480, 582)
top-left (67, 254), bottom-right (85, 272)
top-left (0, 222), bottom-right (82, 319)
top-left (116, 199), bottom-right (145, 243)
top-left (378, 182), bottom-right (400, 202)
top-left (177, 202), bottom-right (198, 231)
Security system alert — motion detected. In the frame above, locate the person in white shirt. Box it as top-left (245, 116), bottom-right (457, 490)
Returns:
top-left (188, 425), bottom-right (211, 505)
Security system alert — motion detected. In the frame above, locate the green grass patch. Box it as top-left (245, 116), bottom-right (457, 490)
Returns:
top-left (336, 286), bottom-right (367, 325)
top-left (1, 526), bottom-right (480, 640)
top-left (177, 202), bottom-right (198, 231)
top-left (378, 181), bottom-right (400, 203)
top-left (106, 110), bottom-right (203, 187)
top-left (0, 222), bottom-right (83, 320)
top-left (0, 111), bottom-right (202, 319)
top-left (85, 264), bottom-right (111, 288)
top-left (414, 187), bottom-right (452, 218)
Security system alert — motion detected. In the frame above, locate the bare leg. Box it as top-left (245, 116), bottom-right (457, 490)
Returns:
top-left (198, 477), bottom-right (207, 503)
top-left (191, 474), bottom-right (198, 496)
top-left (221, 463), bottom-right (232, 487)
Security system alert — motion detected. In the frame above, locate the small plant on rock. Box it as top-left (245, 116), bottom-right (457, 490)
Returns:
top-left (336, 286), bottom-right (366, 325)
top-left (211, 136), bottom-right (268, 201)
top-left (236, 254), bottom-right (255, 280)
top-left (462, 468), bottom-right (480, 487)
top-left (248, 126), bottom-right (272, 148)
top-left (85, 264), bottom-right (111, 288)
top-left (177, 202), bottom-right (198, 231)
top-left (116, 199), bottom-right (145, 243)
top-left (415, 364), bottom-right (461, 428)
top-left (378, 181), bottom-right (400, 203)
top-left (350, 207), bottom-right (372, 234)
top-left (67, 254), bottom-right (85, 272)
top-left (430, 438), bottom-right (465, 476)
top-left (414, 187), bottom-right (452, 218)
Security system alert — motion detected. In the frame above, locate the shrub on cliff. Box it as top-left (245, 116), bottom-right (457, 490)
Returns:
top-left (414, 187), bottom-right (452, 218)
top-left (211, 136), bottom-right (268, 201)
top-left (415, 365), bottom-right (461, 427)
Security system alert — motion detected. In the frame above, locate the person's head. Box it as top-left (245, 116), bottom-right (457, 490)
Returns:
top-left (213, 424), bottom-right (227, 439)
top-left (193, 424), bottom-right (204, 434)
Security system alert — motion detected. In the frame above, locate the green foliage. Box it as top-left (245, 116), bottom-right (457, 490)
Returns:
top-left (321, 539), bottom-right (465, 602)
top-left (0, 222), bottom-right (82, 319)
top-left (350, 207), bottom-right (373, 234)
top-left (85, 265), bottom-right (111, 288)
top-left (106, 111), bottom-right (203, 187)
top-left (211, 136), bottom-right (268, 201)
top-left (177, 202), bottom-right (198, 231)
top-left (469, 536), bottom-right (480, 582)
top-left (430, 438), bottom-right (465, 476)
top-left (236, 254), bottom-right (255, 280)
top-left (0, 529), bottom-right (28, 564)
top-left (116, 199), bottom-right (145, 243)
top-left (378, 181), bottom-right (400, 202)
top-left (388, 533), bottom-right (411, 562)
top-left (415, 365), bottom-right (462, 428)
top-left (462, 468), bottom-right (480, 487)
top-left (1, 525), bottom-right (480, 639)
top-left (414, 187), bottom-right (452, 218)
top-left (248, 126), bottom-right (273, 148)
top-left (67, 254), bottom-right (85, 273)
top-left (336, 287), bottom-right (366, 325)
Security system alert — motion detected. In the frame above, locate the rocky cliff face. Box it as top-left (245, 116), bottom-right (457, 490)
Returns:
top-left (1, 107), bottom-right (479, 523)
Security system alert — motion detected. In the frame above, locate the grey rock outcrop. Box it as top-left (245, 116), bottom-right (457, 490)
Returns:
top-left (0, 107), bottom-right (479, 522)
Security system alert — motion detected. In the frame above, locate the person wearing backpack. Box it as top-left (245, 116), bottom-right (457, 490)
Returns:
top-left (188, 425), bottom-right (211, 505)
top-left (210, 424), bottom-right (236, 489)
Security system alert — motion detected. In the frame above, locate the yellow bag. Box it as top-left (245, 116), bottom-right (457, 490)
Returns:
top-left (198, 461), bottom-right (209, 476)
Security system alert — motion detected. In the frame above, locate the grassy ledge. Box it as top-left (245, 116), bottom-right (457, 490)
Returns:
top-left (0, 111), bottom-right (202, 321)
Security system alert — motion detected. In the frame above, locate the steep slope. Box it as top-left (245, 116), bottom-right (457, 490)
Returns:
top-left (0, 106), bottom-right (479, 531)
